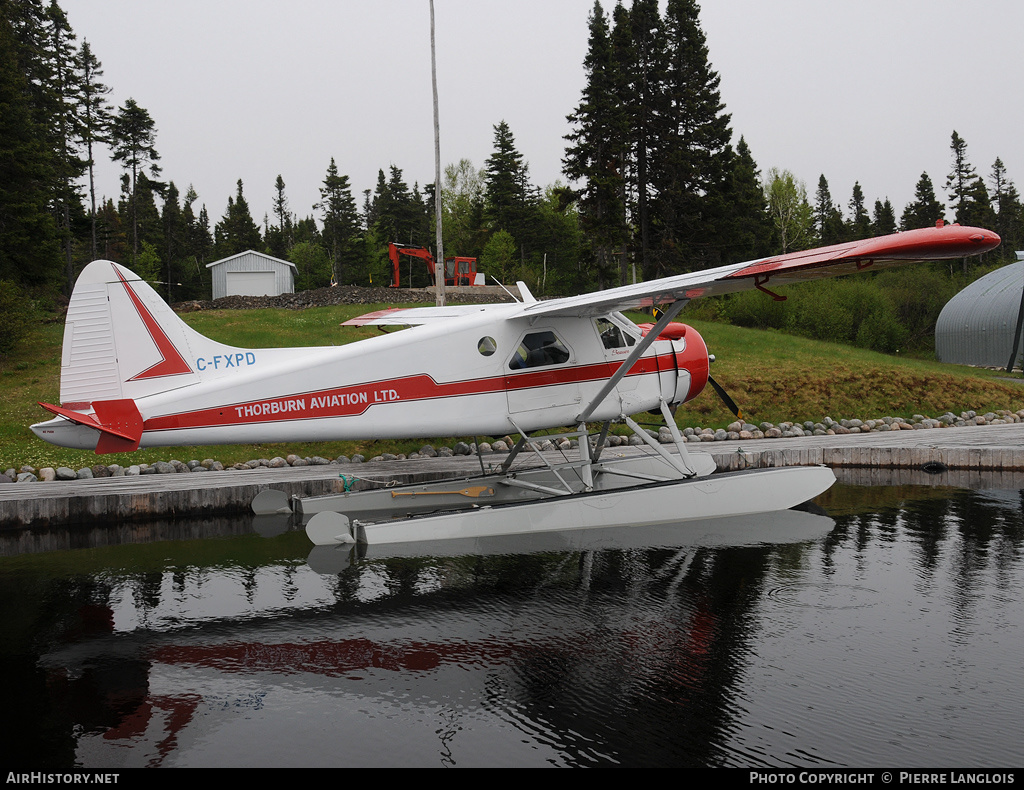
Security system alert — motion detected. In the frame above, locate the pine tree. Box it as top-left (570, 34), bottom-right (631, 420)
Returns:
top-left (179, 185), bottom-right (211, 297)
top-left (161, 181), bottom-right (184, 301)
top-left (848, 182), bottom-right (871, 239)
top-left (945, 130), bottom-right (979, 225)
top-left (872, 199), bottom-right (897, 237)
top-left (718, 137), bottom-right (772, 262)
top-left (316, 158), bottom-right (360, 285)
top-left (43, 0), bottom-right (87, 292)
top-left (484, 120), bottom-right (532, 244)
top-left (652, 0), bottom-right (733, 273)
top-left (110, 98), bottom-right (161, 264)
top-left (214, 179), bottom-right (261, 259)
top-left (622, 0), bottom-right (667, 280)
top-left (608, 1), bottom-right (636, 283)
top-left (989, 158), bottom-right (1023, 259)
top-left (76, 39), bottom-right (112, 262)
top-left (0, 3), bottom-right (59, 286)
top-left (563, 1), bottom-right (628, 285)
top-left (814, 175), bottom-right (845, 245)
top-left (900, 172), bottom-right (945, 230)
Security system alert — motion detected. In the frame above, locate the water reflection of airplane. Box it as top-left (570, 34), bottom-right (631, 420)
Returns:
top-left (30, 224), bottom-right (998, 546)
top-left (38, 512), bottom-right (834, 767)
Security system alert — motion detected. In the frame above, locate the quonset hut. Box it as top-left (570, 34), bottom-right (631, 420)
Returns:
top-left (935, 252), bottom-right (1024, 369)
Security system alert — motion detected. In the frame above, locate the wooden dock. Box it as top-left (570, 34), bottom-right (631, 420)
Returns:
top-left (4, 422), bottom-right (1024, 529)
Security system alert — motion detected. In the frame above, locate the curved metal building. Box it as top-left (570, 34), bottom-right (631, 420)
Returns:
top-left (935, 254), bottom-right (1024, 368)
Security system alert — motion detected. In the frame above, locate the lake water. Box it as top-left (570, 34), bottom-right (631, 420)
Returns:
top-left (1, 481), bottom-right (1022, 769)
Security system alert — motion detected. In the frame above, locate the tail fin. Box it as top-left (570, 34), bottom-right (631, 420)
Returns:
top-left (59, 260), bottom-right (241, 407)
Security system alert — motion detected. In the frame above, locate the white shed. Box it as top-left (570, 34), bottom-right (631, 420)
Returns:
top-left (206, 250), bottom-right (296, 299)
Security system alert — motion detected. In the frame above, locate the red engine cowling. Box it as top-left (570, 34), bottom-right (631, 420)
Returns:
top-left (638, 322), bottom-right (709, 406)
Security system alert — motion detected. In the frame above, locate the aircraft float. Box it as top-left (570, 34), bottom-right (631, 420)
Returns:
top-left (30, 223), bottom-right (1000, 546)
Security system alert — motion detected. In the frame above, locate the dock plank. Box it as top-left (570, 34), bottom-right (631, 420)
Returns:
top-left (4, 422), bottom-right (1024, 528)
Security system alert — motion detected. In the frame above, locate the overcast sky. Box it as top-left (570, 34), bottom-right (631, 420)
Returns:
top-left (62, 0), bottom-right (1024, 240)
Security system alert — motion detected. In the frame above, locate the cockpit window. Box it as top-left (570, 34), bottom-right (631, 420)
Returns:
top-left (508, 331), bottom-right (571, 370)
top-left (596, 317), bottom-right (635, 349)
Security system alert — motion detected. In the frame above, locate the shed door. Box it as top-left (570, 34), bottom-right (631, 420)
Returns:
top-left (226, 271), bottom-right (276, 297)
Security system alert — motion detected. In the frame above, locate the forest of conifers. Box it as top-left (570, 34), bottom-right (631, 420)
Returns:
top-left (2, 0), bottom-right (1023, 357)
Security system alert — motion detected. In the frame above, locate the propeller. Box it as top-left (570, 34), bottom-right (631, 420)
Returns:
top-left (707, 374), bottom-right (743, 421)
top-left (649, 306), bottom-right (743, 421)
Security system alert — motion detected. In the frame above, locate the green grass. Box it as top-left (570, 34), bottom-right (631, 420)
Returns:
top-left (2, 305), bottom-right (1022, 472)
top-left (679, 318), bottom-right (1024, 426)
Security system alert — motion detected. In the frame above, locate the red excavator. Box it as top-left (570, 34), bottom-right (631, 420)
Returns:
top-left (388, 243), bottom-right (483, 288)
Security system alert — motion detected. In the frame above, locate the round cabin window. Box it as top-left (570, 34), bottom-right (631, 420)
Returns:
top-left (478, 336), bottom-right (497, 356)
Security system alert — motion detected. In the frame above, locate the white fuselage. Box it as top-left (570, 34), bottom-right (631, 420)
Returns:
top-left (35, 306), bottom-right (708, 451)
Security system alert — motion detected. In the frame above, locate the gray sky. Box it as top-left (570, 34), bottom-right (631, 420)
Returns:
top-left (63, 0), bottom-right (1024, 241)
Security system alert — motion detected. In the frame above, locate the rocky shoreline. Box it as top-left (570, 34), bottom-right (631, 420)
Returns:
top-left (5, 408), bottom-right (1022, 484)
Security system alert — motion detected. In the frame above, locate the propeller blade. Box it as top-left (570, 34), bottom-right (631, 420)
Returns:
top-left (707, 374), bottom-right (743, 420)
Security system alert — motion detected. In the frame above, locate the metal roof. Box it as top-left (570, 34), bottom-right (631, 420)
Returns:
top-left (935, 256), bottom-right (1024, 368)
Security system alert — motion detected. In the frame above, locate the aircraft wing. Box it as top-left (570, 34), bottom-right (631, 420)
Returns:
top-left (516, 224), bottom-right (1000, 320)
top-left (341, 304), bottom-right (493, 327)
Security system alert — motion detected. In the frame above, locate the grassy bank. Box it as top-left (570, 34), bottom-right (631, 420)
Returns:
top-left (2, 303), bottom-right (1022, 472)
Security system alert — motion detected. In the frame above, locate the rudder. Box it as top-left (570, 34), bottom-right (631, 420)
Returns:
top-left (60, 260), bottom-right (207, 406)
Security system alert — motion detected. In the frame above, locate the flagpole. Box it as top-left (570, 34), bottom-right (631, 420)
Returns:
top-left (430, 0), bottom-right (445, 307)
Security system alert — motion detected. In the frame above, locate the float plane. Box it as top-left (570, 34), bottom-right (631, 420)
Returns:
top-left (31, 224), bottom-right (1000, 545)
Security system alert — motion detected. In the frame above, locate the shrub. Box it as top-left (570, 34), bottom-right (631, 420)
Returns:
top-left (0, 280), bottom-right (34, 357)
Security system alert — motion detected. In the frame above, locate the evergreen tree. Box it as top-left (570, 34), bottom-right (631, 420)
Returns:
top-left (0, 3), bottom-right (59, 286)
top-left (622, 0), bottom-right (667, 279)
top-left (608, 1), bottom-right (636, 282)
top-left (989, 158), bottom-right (1023, 259)
top-left (110, 98), bottom-right (161, 264)
top-left (960, 177), bottom-right (997, 234)
top-left (76, 39), bottom-right (112, 261)
top-left (814, 175), bottom-right (845, 245)
top-left (178, 185), bottom-right (211, 297)
top-left (945, 130), bottom-right (977, 224)
top-left (180, 188), bottom-right (213, 272)
top-left (563, 1), bottom-right (628, 285)
top-left (316, 158), bottom-right (360, 285)
top-left (161, 182), bottom-right (186, 301)
top-left (652, 0), bottom-right (733, 273)
top-left (872, 198), bottom-right (897, 237)
top-left (96, 197), bottom-right (126, 262)
top-left (7, 0), bottom-right (54, 130)
top-left (718, 137), bottom-right (772, 263)
top-left (266, 174), bottom-right (292, 259)
top-left (43, 0), bottom-right (87, 292)
top-left (369, 165), bottom-right (427, 251)
top-left (900, 172), bottom-right (945, 230)
top-left (847, 182), bottom-right (872, 239)
top-left (484, 120), bottom-right (533, 245)
top-left (214, 179), bottom-right (261, 259)
top-left (131, 171), bottom-right (164, 272)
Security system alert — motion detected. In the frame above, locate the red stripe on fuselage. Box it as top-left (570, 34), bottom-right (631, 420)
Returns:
top-left (142, 351), bottom-right (680, 434)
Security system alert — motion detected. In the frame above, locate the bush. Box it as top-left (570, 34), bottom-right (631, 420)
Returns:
top-left (0, 280), bottom-right (34, 356)
top-left (722, 288), bottom-right (788, 330)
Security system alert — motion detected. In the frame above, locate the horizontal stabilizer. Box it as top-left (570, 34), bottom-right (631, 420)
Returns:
top-left (38, 399), bottom-right (143, 454)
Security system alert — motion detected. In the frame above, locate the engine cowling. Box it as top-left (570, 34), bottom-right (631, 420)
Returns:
top-left (637, 322), bottom-right (710, 406)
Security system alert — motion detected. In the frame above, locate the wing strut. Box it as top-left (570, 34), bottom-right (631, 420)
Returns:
top-left (577, 299), bottom-right (689, 423)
